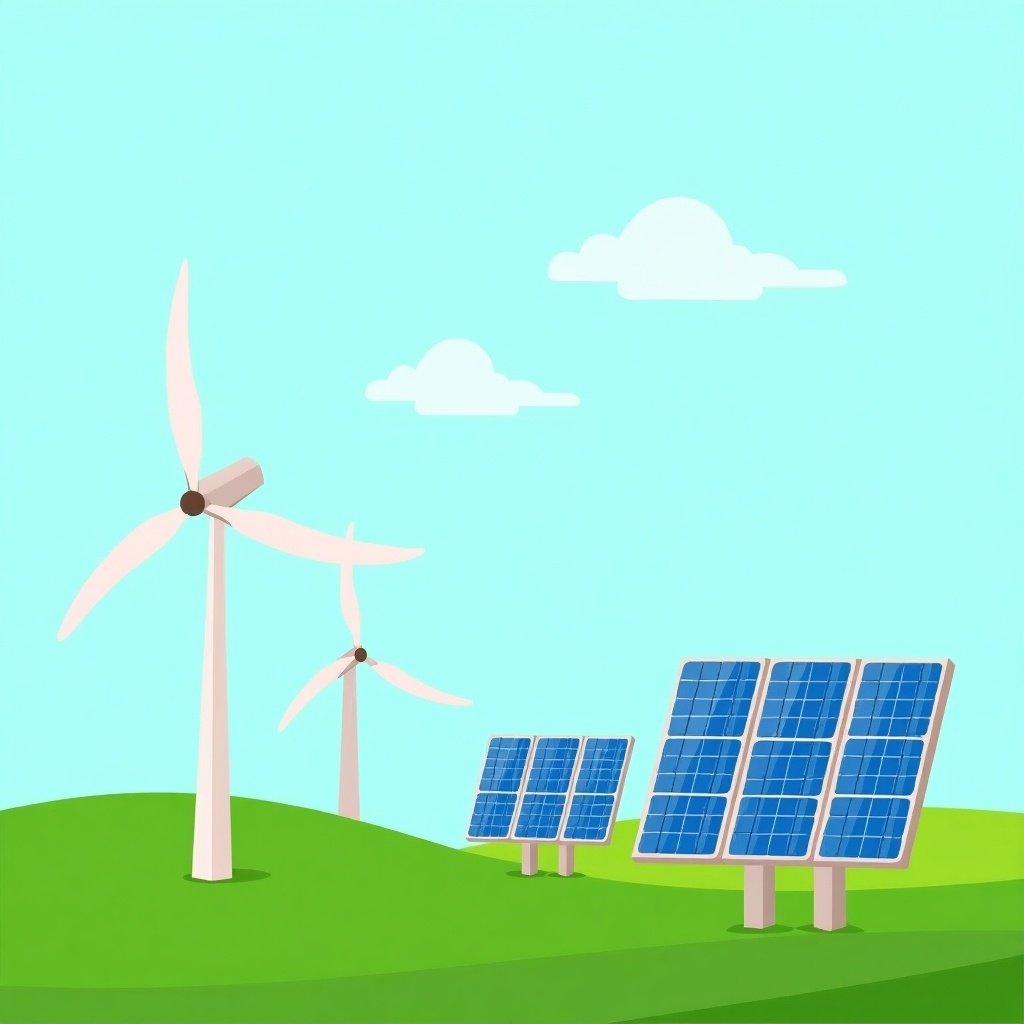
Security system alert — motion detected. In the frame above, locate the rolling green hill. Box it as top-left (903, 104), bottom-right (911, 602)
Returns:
top-left (1, 794), bottom-right (1021, 1024)
top-left (465, 808), bottom-right (1024, 890)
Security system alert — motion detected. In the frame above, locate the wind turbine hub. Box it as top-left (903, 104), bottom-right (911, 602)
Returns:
top-left (354, 647), bottom-right (368, 663)
top-left (179, 490), bottom-right (206, 517)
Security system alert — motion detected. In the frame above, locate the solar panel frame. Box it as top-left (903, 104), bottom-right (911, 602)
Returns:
top-left (558, 735), bottom-right (635, 845)
top-left (633, 658), bottom-right (770, 863)
top-left (466, 734), bottom-right (633, 845)
top-left (813, 659), bottom-right (954, 868)
top-left (465, 734), bottom-right (536, 842)
top-left (719, 658), bottom-right (860, 865)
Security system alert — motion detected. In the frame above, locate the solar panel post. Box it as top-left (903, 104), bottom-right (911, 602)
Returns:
top-left (521, 843), bottom-right (538, 876)
top-left (813, 867), bottom-right (846, 931)
top-left (743, 865), bottom-right (776, 929)
top-left (557, 844), bottom-right (575, 877)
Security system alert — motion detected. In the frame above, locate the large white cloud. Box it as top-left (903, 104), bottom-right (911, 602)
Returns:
top-left (548, 197), bottom-right (847, 300)
top-left (366, 339), bottom-right (580, 416)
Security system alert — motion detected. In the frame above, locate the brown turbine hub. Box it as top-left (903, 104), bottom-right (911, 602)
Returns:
top-left (180, 490), bottom-right (206, 516)
top-left (354, 647), bottom-right (368, 662)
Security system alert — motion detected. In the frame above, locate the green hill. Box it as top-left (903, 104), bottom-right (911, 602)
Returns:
top-left (465, 808), bottom-right (1024, 890)
top-left (1, 794), bottom-right (1021, 1024)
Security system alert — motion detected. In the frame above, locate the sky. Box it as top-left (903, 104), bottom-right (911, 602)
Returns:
top-left (1, 0), bottom-right (1021, 848)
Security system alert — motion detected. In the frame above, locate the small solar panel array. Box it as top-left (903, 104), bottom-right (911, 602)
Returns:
top-left (634, 659), bottom-right (952, 867)
top-left (467, 735), bottom-right (634, 845)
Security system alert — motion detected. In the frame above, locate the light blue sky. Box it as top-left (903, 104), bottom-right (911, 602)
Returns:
top-left (2, 1), bottom-right (1021, 847)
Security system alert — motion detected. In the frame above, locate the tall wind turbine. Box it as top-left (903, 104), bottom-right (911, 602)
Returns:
top-left (278, 523), bottom-right (471, 819)
top-left (58, 261), bottom-right (423, 881)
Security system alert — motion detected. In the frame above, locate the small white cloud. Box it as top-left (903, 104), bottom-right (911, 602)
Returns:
top-left (366, 339), bottom-right (580, 416)
top-left (549, 197), bottom-right (847, 300)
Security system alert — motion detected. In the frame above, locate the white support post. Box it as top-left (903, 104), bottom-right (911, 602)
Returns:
top-left (338, 666), bottom-right (360, 819)
top-left (743, 864), bottom-right (776, 928)
top-left (520, 843), bottom-right (538, 876)
top-left (192, 518), bottom-right (232, 881)
top-left (814, 866), bottom-right (846, 931)
top-left (557, 843), bottom-right (575, 877)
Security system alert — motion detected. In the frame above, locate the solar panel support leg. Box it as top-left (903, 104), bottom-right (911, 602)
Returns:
top-left (743, 865), bottom-right (776, 929)
top-left (557, 844), bottom-right (575, 877)
top-left (521, 843), bottom-right (539, 876)
top-left (813, 867), bottom-right (846, 931)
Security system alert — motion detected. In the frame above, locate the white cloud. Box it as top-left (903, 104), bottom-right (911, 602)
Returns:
top-left (366, 339), bottom-right (580, 416)
top-left (548, 197), bottom-right (847, 300)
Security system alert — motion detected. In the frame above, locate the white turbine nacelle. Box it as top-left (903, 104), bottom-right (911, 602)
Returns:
top-left (57, 260), bottom-right (425, 881)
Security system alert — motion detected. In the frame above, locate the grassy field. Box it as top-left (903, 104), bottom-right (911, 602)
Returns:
top-left (0, 794), bottom-right (1021, 1023)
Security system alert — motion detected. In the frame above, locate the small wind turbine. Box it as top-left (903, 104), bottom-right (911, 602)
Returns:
top-left (58, 261), bottom-right (423, 881)
top-left (278, 523), bottom-right (472, 819)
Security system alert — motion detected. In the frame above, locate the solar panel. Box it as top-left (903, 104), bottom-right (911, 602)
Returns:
top-left (634, 660), bottom-right (768, 860)
top-left (561, 736), bottom-right (634, 843)
top-left (467, 734), bottom-right (633, 845)
top-left (467, 736), bottom-right (534, 840)
top-left (815, 660), bottom-right (953, 865)
top-left (722, 660), bottom-right (857, 863)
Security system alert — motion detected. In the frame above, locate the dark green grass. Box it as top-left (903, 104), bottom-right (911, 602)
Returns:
top-left (1, 794), bottom-right (1022, 1024)
top-left (624, 955), bottom-right (1024, 1023)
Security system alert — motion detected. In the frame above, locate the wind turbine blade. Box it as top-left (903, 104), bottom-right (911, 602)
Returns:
top-left (166, 259), bottom-right (203, 489)
top-left (340, 522), bottom-right (361, 644)
top-left (367, 659), bottom-right (472, 707)
top-left (209, 507), bottom-right (424, 566)
top-left (278, 654), bottom-right (355, 731)
top-left (58, 509), bottom-right (186, 640)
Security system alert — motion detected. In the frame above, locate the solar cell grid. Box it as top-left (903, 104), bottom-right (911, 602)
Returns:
top-left (575, 738), bottom-right (629, 794)
top-left (479, 737), bottom-right (532, 792)
top-left (563, 794), bottom-right (616, 841)
top-left (525, 737), bottom-right (580, 794)
top-left (514, 793), bottom-right (568, 840)
top-left (743, 740), bottom-right (831, 797)
top-left (729, 796), bottom-right (818, 858)
top-left (819, 797), bottom-right (910, 860)
top-left (638, 795), bottom-right (727, 856)
top-left (671, 661), bottom-right (759, 738)
top-left (468, 793), bottom-right (518, 839)
top-left (654, 738), bottom-right (740, 795)
top-left (817, 660), bottom-right (951, 864)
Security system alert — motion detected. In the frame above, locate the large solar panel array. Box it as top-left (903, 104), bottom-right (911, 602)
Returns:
top-left (467, 735), bottom-right (633, 845)
top-left (634, 659), bottom-right (953, 867)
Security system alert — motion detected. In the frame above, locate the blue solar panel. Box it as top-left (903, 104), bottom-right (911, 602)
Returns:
top-left (818, 661), bottom-right (948, 862)
top-left (728, 797), bottom-right (818, 857)
top-left (479, 737), bottom-right (532, 792)
top-left (757, 662), bottom-right (850, 739)
top-left (743, 740), bottom-right (832, 797)
top-left (636, 660), bottom-right (766, 859)
top-left (557, 737), bottom-right (632, 842)
top-left (514, 793), bottom-right (567, 839)
top-left (563, 794), bottom-right (616, 841)
top-left (819, 797), bottom-right (910, 860)
top-left (835, 738), bottom-right (923, 796)
top-left (637, 795), bottom-right (728, 855)
top-left (525, 737), bottom-right (580, 794)
top-left (467, 735), bottom-right (632, 846)
top-left (671, 661), bottom-right (760, 738)
top-left (848, 662), bottom-right (940, 737)
top-left (468, 793), bottom-right (518, 839)
top-left (721, 660), bottom-right (853, 861)
top-left (574, 737), bottom-right (629, 794)
top-left (654, 738), bottom-right (741, 794)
